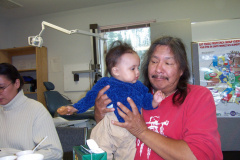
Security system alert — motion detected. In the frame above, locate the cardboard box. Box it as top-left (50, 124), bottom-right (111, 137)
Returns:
top-left (73, 145), bottom-right (107, 160)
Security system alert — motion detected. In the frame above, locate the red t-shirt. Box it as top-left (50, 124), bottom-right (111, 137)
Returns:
top-left (135, 84), bottom-right (223, 160)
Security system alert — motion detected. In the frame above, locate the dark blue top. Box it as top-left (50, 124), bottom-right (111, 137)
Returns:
top-left (73, 77), bottom-right (155, 122)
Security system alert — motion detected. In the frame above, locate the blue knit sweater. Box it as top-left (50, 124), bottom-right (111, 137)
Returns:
top-left (73, 77), bottom-right (155, 122)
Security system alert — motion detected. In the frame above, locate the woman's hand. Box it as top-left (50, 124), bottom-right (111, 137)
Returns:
top-left (112, 97), bottom-right (148, 138)
top-left (94, 85), bottom-right (114, 123)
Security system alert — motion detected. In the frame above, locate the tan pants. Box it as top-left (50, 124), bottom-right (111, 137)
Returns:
top-left (90, 112), bottom-right (136, 160)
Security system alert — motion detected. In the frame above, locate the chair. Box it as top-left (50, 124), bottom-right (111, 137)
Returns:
top-left (56, 127), bottom-right (87, 160)
top-left (43, 81), bottom-right (95, 120)
top-left (217, 117), bottom-right (240, 160)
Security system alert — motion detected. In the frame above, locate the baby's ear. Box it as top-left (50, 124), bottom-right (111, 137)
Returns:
top-left (112, 67), bottom-right (119, 76)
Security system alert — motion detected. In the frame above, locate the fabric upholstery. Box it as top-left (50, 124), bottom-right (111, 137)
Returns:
top-left (56, 127), bottom-right (87, 160)
top-left (43, 81), bottom-right (55, 90)
top-left (43, 82), bottom-right (95, 120)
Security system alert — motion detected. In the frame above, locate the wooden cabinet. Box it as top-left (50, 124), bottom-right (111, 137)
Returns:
top-left (0, 46), bottom-right (48, 107)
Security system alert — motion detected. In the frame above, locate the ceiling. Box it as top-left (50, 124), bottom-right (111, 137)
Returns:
top-left (0, 0), bottom-right (133, 20)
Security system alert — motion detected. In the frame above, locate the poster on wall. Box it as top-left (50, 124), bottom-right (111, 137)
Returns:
top-left (197, 39), bottom-right (240, 117)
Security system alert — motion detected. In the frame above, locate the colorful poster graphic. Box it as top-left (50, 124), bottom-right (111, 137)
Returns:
top-left (198, 39), bottom-right (240, 117)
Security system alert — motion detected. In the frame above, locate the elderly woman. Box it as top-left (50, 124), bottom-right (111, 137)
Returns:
top-left (0, 63), bottom-right (63, 160)
top-left (94, 36), bottom-right (223, 160)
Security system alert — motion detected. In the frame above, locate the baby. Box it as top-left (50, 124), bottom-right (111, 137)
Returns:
top-left (57, 41), bottom-right (165, 160)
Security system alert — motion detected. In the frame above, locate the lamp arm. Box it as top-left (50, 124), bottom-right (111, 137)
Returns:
top-left (39, 21), bottom-right (72, 37)
top-left (28, 21), bottom-right (106, 47)
top-left (39, 21), bottom-right (105, 39)
top-left (71, 29), bottom-right (105, 39)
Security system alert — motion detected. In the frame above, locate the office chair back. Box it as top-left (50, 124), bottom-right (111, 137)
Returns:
top-left (56, 127), bottom-right (87, 160)
top-left (43, 82), bottom-right (72, 117)
top-left (43, 81), bottom-right (95, 120)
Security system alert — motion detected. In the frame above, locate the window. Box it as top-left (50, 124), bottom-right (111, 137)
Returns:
top-left (104, 27), bottom-right (151, 63)
top-left (99, 21), bottom-right (154, 78)
top-left (100, 21), bottom-right (154, 63)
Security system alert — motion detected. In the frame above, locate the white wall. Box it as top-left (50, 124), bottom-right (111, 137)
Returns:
top-left (2, 0), bottom-right (240, 102)
top-left (192, 19), bottom-right (240, 42)
top-left (0, 19), bottom-right (11, 48)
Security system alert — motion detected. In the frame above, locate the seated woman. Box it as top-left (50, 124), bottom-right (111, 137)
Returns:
top-left (0, 63), bottom-right (63, 160)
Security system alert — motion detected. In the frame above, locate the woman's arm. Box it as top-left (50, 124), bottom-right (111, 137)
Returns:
top-left (0, 148), bottom-right (22, 157)
top-left (113, 97), bottom-right (197, 160)
top-left (94, 85), bottom-right (114, 123)
top-left (33, 107), bottom-right (63, 160)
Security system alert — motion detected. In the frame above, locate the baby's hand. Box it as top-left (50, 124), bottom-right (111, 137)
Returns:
top-left (152, 90), bottom-right (165, 108)
top-left (155, 90), bottom-right (165, 102)
top-left (57, 106), bottom-right (74, 115)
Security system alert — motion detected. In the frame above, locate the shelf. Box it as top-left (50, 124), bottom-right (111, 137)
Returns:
top-left (24, 92), bottom-right (37, 94)
top-left (72, 70), bottom-right (94, 74)
top-left (0, 46), bottom-right (48, 108)
top-left (19, 68), bottom-right (36, 72)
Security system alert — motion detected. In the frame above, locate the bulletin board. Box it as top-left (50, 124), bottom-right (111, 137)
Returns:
top-left (192, 39), bottom-right (240, 117)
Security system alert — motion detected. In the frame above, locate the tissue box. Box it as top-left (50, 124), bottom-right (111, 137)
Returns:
top-left (73, 145), bottom-right (107, 160)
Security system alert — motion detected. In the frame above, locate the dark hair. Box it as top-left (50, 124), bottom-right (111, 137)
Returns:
top-left (105, 40), bottom-right (135, 76)
top-left (141, 36), bottom-right (190, 105)
top-left (0, 63), bottom-right (24, 92)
